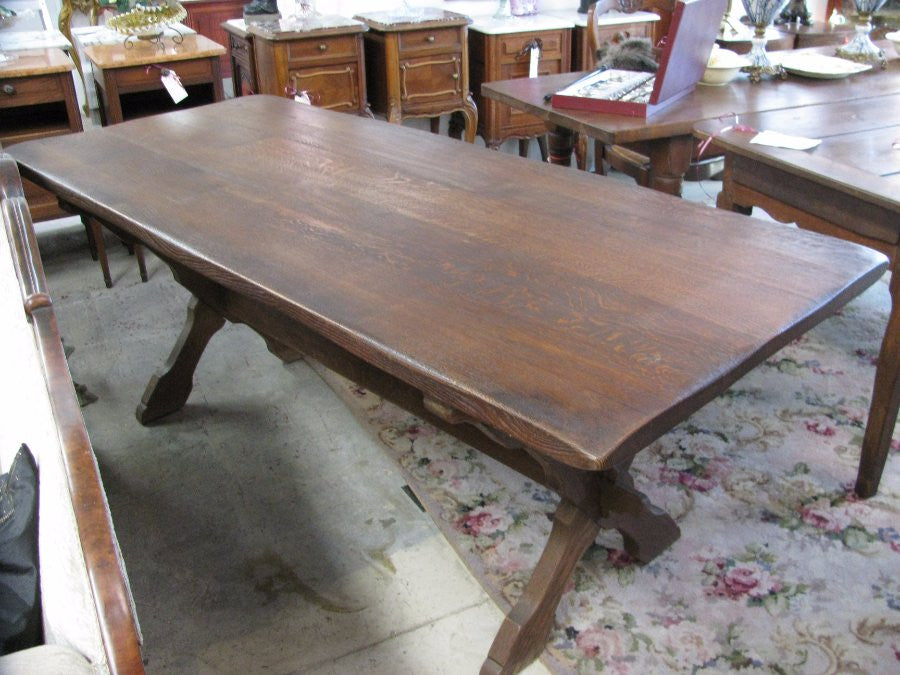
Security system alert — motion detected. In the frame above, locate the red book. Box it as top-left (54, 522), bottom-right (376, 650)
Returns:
top-left (551, 0), bottom-right (729, 117)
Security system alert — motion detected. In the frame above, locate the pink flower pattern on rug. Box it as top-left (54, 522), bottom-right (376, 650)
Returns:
top-left (313, 276), bottom-right (899, 673)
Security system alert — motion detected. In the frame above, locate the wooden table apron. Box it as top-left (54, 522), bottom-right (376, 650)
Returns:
top-left (695, 94), bottom-right (900, 499)
top-left (9, 96), bottom-right (888, 675)
top-left (481, 44), bottom-right (900, 196)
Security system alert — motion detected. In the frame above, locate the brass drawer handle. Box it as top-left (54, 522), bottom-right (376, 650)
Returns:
top-left (2, 84), bottom-right (15, 96)
top-left (426, 35), bottom-right (435, 43)
top-left (451, 73), bottom-right (458, 80)
top-left (319, 43), bottom-right (328, 51)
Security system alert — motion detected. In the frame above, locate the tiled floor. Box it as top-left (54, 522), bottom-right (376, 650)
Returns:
top-left (36, 100), bottom-right (733, 673)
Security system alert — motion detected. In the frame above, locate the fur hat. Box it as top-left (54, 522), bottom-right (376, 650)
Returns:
top-left (596, 37), bottom-right (658, 73)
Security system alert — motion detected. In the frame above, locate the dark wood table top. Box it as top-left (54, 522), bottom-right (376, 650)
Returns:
top-left (695, 92), bottom-right (900, 213)
top-left (482, 44), bottom-right (900, 145)
top-left (9, 95), bottom-right (887, 472)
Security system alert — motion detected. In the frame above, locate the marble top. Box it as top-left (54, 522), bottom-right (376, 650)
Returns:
top-left (542, 9), bottom-right (660, 28)
top-left (0, 47), bottom-right (73, 77)
top-left (0, 29), bottom-right (71, 51)
top-left (355, 8), bottom-right (471, 31)
top-left (468, 13), bottom-right (575, 34)
top-left (247, 14), bottom-right (366, 39)
top-left (84, 33), bottom-right (225, 69)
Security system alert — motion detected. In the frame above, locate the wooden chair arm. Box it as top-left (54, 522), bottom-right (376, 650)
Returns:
top-left (1, 151), bottom-right (144, 675)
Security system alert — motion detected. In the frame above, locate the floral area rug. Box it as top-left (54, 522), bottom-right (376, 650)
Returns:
top-left (311, 275), bottom-right (899, 674)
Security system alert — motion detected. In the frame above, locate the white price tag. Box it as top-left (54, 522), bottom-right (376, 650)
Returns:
top-left (750, 130), bottom-right (821, 151)
top-left (160, 68), bottom-right (188, 104)
top-left (294, 91), bottom-right (311, 105)
top-left (529, 46), bottom-right (540, 78)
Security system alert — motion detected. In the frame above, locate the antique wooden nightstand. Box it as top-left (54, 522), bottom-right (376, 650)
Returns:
top-left (0, 48), bottom-right (82, 221)
top-left (354, 8), bottom-right (477, 143)
top-left (468, 15), bottom-right (572, 155)
top-left (247, 16), bottom-right (369, 115)
top-left (84, 34), bottom-right (225, 125)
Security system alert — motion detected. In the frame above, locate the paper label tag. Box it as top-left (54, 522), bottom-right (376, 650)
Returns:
top-left (750, 130), bottom-right (821, 150)
top-left (294, 91), bottom-right (312, 105)
top-left (529, 46), bottom-right (540, 78)
top-left (160, 69), bottom-right (188, 104)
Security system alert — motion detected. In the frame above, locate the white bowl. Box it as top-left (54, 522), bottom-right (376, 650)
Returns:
top-left (700, 47), bottom-right (749, 86)
top-left (887, 31), bottom-right (900, 53)
top-left (700, 64), bottom-right (744, 85)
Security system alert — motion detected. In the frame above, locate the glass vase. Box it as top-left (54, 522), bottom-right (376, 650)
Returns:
top-left (493, 0), bottom-right (513, 20)
top-left (835, 0), bottom-right (888, 67)
top-left (740, 0), bottom-right (791, 82)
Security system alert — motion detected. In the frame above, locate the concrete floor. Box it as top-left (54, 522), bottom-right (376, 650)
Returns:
top-left (36, 117), bottom-right (724, 672)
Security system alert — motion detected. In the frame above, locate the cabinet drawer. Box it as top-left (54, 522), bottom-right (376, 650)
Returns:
top-left (498, 56), bottom-right (564, 80)
top-left (291, 62), bottom-right (361, 112)
top-left (288, 34), bottom-right (359, 62)
top-left (398, 27), bottom-right (461, 55)
top-left (499, 31), bottom-right (565, 63)
top-left (108, 58), bottom-right (216, 89)
top-left (0, 74), bottom-right (64, 108)
top-left (400, 54), bottom-right (462, 103)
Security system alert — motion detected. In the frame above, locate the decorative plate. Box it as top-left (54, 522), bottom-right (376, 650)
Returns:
top-left (106, 2), bottom-right (187, 37)
top-left (778, 52), bottom-right (873, 79)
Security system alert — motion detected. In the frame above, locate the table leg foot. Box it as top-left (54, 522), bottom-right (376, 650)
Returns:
top-left (461, 94), bottom-right (478, 144)
top-left (647, 135), bottom-right (693, 197)
top-left (546, 126), bottom-right (574, 166)
top-left (136, 296), bottom-right (225, 425)
top-left (482, 455), bottom-right (678, 673)
top-left (856, 270), bottom-right (900, 498)
top-left (135, 243), bottom-right (148, 282)
top-left (86, 217), bottom-right (112, 288)
top-left (597, 467), bottom-right (680, 563)
top-left (482, 499), bottom-right (601, 675)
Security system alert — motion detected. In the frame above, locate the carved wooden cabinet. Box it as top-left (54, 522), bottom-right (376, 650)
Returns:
top-left (249, 19), bottom-right (369, 115)
top-left (222, 19), bottom-right (257, 95)
top-left (182, 0), bottom-right (246, 77)
top-left (0, 48), bottom-right (82, 220)
top-left (468, 16), bottom-right (572, 151)
top-left (354, 9), bottom-right (477, 142)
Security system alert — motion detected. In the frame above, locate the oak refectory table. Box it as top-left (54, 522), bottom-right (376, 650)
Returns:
top-left (481, 44), bottom-right (899, 196)
top-left (695, 94), bottom-right (900, 499)
top-left (9, 95), bottom-right (888, 674)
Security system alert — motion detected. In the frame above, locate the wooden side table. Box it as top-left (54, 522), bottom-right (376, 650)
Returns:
top-left (182, 0), bottom-right (246, 77)
top-left (468, 15), bottom-right (572, 154)
top-left (354, 9), bottom-right (477, 143)
top-left (222, 18), bottom-right (257, 96)
top-left (1, 47), bottom-right (144, 287)
top-left (0, 48), bottom-right (82, 221)
top-left (248, 17), bottom-right (369, 115)
top-left (85, 34), bottom-right (225, 125)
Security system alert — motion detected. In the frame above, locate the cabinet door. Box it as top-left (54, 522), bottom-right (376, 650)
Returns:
top-left (290, 63), bottom-right (361, 112)
top-left (399, 54), bottom-right (463, 108)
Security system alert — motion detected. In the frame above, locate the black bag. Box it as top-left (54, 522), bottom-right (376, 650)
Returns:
top-left (0, 444), bottom-right (41, 654)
